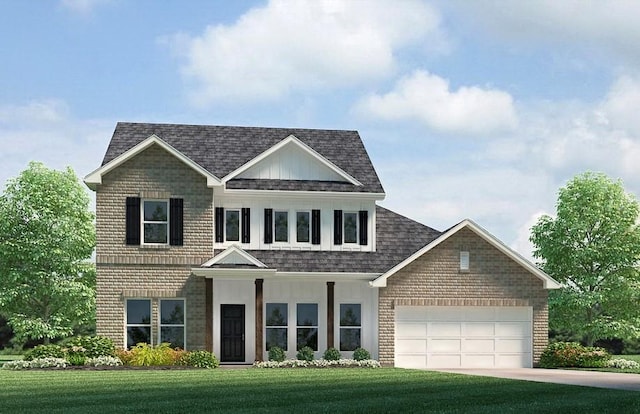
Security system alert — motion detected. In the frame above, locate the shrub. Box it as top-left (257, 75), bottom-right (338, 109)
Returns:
top-left (352, 347), bottom-right (371, 361)
top-left (64, 336), bottom-right (116, 358)
top-left (65, 347), bottom-right (87, 366)
top-left (2, 358), bottom-right (68, 370)
top-left (127, 343), bottom-right (178, 366)
top-left (179, 350), bottom-right (220, 369)
top-left (268, 346), bottom-right (286, 362)
top-left (115, 349), bottom-right (134, 365)
top-left (24, 344), bottom-right (65, 361)
top-left (323, 347), bottom-right (341, 361)
top-left (85, 356), bottom-right (123, 367)
top-left (539, 342), bottom-right (610, 368)
top-left (607, 358), bottom-right (640, 370)
top-left (296, 346), bottom-right (315, 362)
top-left (254, 359), bottom-right (381, 368)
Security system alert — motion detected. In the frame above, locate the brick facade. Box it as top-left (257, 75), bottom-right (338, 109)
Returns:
top-left (95, 145), bottom-right (212, 349)
top-left (378, 228), bottom-right (549, 366)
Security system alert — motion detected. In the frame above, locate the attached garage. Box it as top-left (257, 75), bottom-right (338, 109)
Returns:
top-left (395, 306), bottom-right (533, 369)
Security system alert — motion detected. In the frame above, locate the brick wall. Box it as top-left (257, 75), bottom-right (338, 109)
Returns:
top-left (95, 144), bottom-right (213, 349)
top-left (378, 228), bottom-right (549, 366)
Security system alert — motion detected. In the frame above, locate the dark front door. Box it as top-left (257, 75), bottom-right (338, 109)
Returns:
top-left (221, 304), bottom-right (245, 362)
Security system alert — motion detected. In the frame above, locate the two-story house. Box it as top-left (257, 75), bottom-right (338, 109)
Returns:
top-left (85, 122), bottom-right (559, 369)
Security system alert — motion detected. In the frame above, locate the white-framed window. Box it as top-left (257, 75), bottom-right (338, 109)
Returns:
top-left (225, 209), bottom-right (240, 242)
top-left (460, 251), bottom-right (470, 271)
top-left (142, 200), bottom-right (169, 244)
top-left (266, 303), bottom-right (288, 351)
top-left (339, 303), bottom-right (361, 351)
top-left (274, 211), bottom-right (289, 243)
top-left (296, 211), bottom-right (310, 243)
top-left (296, 303), bottom-right (318, 351)
top-left (343, 212), bottom-right (358, 244)
top-left (126, 299), bottom-right (152, 348)
top-left (159, 299), bottom-right (185, 349)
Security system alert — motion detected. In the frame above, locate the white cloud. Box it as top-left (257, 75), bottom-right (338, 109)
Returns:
top-left (167, 0), bottom-right (446, 105)
top-left (354, 70), bottom-right (518, 135)
top-left (0, 99), bottom-right (113, 196)
top-left (448, 0), bottom-right (640, 65)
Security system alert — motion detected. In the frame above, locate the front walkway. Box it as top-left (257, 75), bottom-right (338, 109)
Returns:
top-left (434, 368), bottom-right (640, 391)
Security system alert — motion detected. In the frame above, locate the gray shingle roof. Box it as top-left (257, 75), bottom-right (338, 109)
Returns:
top-left (103, 122), bottom-right (384, 194)
top-left (232, 206), bottom-right (441, 274)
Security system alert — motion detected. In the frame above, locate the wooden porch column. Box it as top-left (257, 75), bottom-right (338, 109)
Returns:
top-left (255, 278), bottom-right (264, 362)
top-left (205, 278), bottom-right (213, 352)
top-left (327, 281), bottom-right (335, 349)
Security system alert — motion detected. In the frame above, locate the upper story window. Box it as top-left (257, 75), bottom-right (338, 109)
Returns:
top-left (143, 200), bottom-right (168, 244)
top-left (215, 207), bottom-right (250, 243)
top-left (460, 251), bottom-right (470, 271)
top-left (333, 210), bottom-right (368, 246)
top-left (126, 197), bottom-right (183, 246)
top-left (296, 211), bottom-right (310, 243)
top-left (343, 212), bottom-right (358, 244)
top-left (225, 209), bottom-right (240, 242)
top-left (274, 211), bottom-right (288, 242)
top-left (265, 208), bottom-right (320, 245)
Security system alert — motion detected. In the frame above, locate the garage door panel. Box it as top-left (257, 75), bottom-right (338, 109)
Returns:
top-left (463, 354), bottom-right (495, 368)
top-left (463, 322), bottom-right (495, 336)
top-left (396, 339), bottom-right (427, 353)
top-left (462, 339), bottom-right (494, 352)
top-left (395, 306), bottom-right (533, 369)
top-left (428, 354), bottom-right (461, 368)
top-left (496, 322), bottom-right (531, 336)
top-left (396, 355), bottom-right (427, 369)
top-left (496, 338), bottom-right (531, 353)
top-left (396, 322), bottom-right (427, 337)
top-left (428, 322), bottom-right (461, 336)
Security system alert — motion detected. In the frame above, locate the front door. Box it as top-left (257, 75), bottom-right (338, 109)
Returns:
top-left (221, 304), bottom-right (245, 362)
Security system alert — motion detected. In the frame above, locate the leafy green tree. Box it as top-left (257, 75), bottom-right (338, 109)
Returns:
top-left (531, 172), bottom-right (640, 346)
top-left (0, 162), bottom-right (95, 345)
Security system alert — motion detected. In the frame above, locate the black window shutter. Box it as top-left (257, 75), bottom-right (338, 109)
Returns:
top-left (215, 207), bottom-right (224, 242)
top-left (169, 198), bottom-right (184, 246)
top-left (311, 209), bottom-right (321, 245)
top-left (264, 208), bottom-right (273, 244)
top-left (125, 197), bottom-right (141, 245)
top-left (241, 208), bottom-right (250, 243)
top-left (358, 210), bottom-right (368, 246)
top-left (333, 210), bottom-right (342, 245)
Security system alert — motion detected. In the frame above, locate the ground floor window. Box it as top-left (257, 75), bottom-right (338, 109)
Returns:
top-left (339, 303), bottom-right (361, 351)
top-left (160, 299), bottom-right (185, 349)
top-left (266, 303), bottom-right (288, 351)
top-left (126, 299), bottom-right (151, 348)
top-left (296, 303), bottom-right (318, 351)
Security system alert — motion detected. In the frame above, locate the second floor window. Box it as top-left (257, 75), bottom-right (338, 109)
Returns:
top-left (296, 211), bottom-right (310, 243)
top-left (226, 210), bottom-right (240, 242)
top-left (143, 200), bottom-right (168, 244)
top-left (274, 211), bottom-right (288, 242)
top-left (343, 212), bottom-right (358, 244)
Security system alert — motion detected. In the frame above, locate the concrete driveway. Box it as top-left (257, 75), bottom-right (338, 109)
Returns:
top-left (434, 368), bottom-right (640, 391)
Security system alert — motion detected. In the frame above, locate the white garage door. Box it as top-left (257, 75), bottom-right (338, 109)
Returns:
top-left (395, 306), bottom-right (532, 369)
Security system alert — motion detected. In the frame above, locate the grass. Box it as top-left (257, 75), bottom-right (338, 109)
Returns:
top-left (0, 354), bottom-right (22, 366)
top-left (1, 368), bottom-right (638, 413)
top-left (620, 354), bottom-right (640, 363)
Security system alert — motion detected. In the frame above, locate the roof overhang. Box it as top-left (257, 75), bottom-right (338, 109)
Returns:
top-left (84, 134), bottom-right (221, 190)
top-left (370, 219), bottom-right (561, 289)
top-left (221, 134), bottom-right (363, 186)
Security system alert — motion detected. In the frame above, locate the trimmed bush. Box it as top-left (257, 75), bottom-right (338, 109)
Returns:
top-left (268, 346), bottom-right (286, 362)
top-left (296, 346), bottom-right (315, 362)
top-left (64, 336), bottom-right (116, 358)
top-left (607, 358), bottom-right (640, 370)
top-left (24, 344), bottom-right (65, 361)
top-left (179, 350), bottom-right (220, 369)
top-left (323, 347), bottom-right (341, 361)
top-left (539, 342), bottom-right (610, 368)
top-left (352, 347), bottom-right (371, 361)
top-left (126, 343), bottom-right (180, 366)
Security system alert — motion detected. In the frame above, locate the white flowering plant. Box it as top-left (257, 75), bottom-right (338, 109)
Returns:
top-left (606, 358), bottom-right (640, 370)
top-left (85, 356), bottom-right (123, 367)
top-left (2, 358), bottom-right (68, 370)
top-left (254, 358), bottom-right (380, 368)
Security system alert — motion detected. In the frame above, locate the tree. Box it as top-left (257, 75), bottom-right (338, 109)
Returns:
top-left (530, 172), bottom-right (640, 346)
top-left (0, 162), bottom-right (95, 345)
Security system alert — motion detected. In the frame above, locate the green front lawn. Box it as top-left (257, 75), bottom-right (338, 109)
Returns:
top-left (1, 368), bottom-right (638, 413)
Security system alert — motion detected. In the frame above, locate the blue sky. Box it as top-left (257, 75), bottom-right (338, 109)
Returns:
top-left (2, 0), bottom-right (640, 260)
